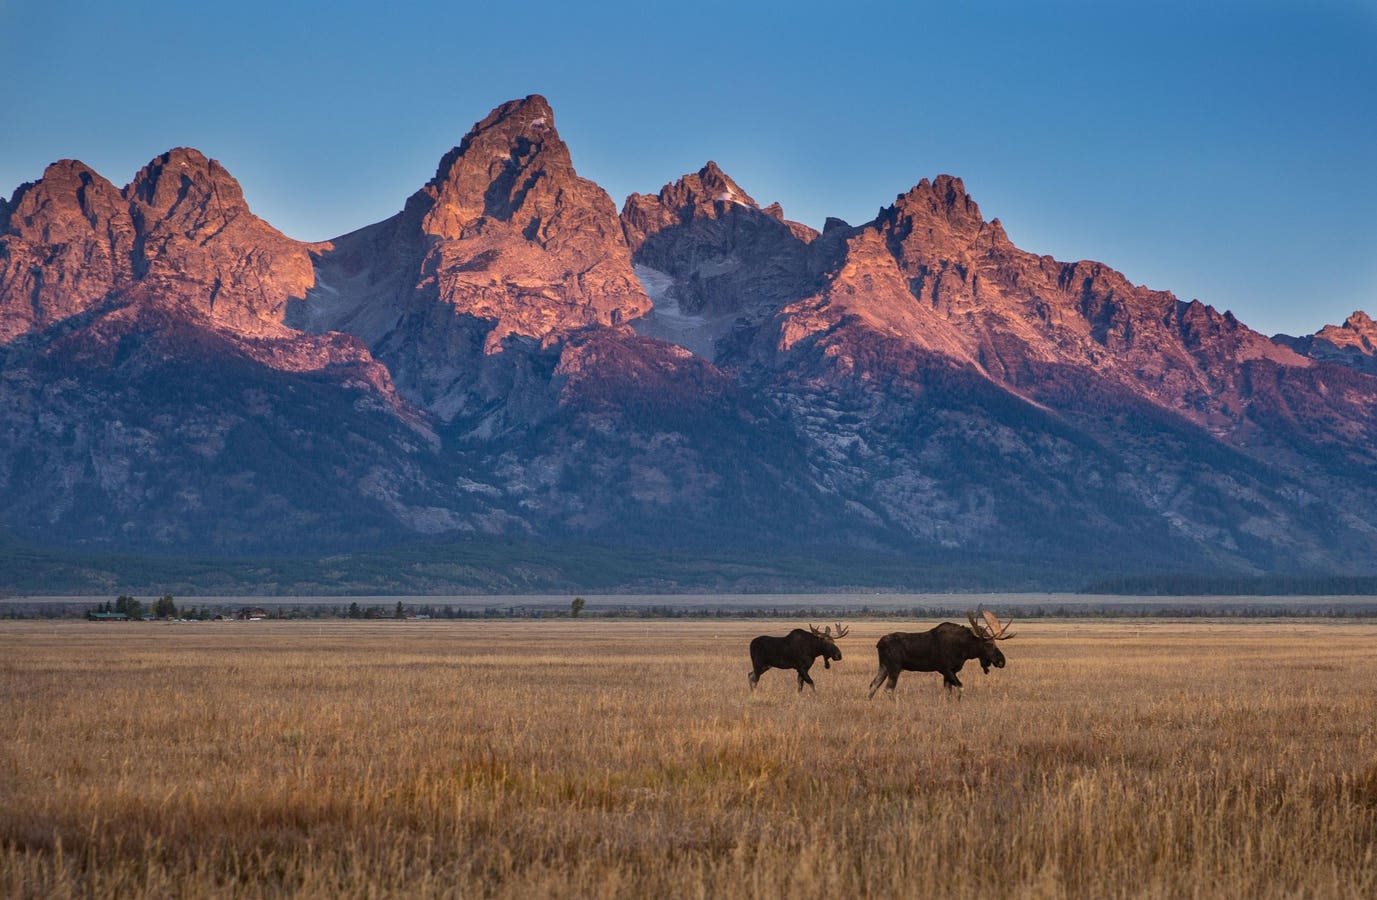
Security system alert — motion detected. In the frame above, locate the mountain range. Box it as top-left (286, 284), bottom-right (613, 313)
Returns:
top-left (3, 94), bottom-right (1375, 589)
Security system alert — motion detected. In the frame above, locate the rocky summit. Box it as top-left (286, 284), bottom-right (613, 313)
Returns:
top-left (1275, 311), bottom-right (1377, 375)
top-left (3, 95), bottom-right (1376, 584)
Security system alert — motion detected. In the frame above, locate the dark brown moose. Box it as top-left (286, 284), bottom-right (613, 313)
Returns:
top-left (867, 610), bottom-right (1015, 699)
top-left (749, 623), bottom-right (850, 692)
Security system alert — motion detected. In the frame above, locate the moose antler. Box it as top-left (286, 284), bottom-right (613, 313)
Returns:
top-left (967, 609), bottom-right (992, 639)
top-left (980, 609), bottom-right (1016, 640)
top-left (810, 624), bottom-right (828, 637)
top-left (832, 622), bottom-right (850, 639)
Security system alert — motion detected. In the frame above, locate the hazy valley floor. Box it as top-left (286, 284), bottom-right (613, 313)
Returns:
top-left (2, 620), bottom-right (1375, 898)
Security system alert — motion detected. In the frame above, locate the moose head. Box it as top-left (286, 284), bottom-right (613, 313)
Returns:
top-left (966, 609), bottom-right (1015, 673)
top-left (809, 622), bottom-right (850, 668)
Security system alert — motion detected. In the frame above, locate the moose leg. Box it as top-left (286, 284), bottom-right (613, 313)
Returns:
top-left (748, 648), bottom-right (769, 691)
top-left (941, 670), bottom-right (963, 700)
top-left (796, 667), bottom-right (817, 693)
top-left (868, 666), bottom-right (899, 699)
top-left (867, 667), bottom-right (888, 700)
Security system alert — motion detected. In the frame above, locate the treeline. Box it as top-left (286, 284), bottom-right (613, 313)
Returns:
top-left (85, 594), bottom-right (216, 620)
top-left (10, 599), bottom-right (1374, 622)
top-left (1081, 574), bottom-right (1377, 596)
top-left (583, 603), bottom-right (1377, 619)
top-left (0, 536), bottom-right (1103, 595)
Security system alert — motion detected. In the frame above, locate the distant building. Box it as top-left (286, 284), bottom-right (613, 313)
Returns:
top-left (239, 607), bottom-right (270, 620)
top-left (87, 611), bottom-right (129, 621)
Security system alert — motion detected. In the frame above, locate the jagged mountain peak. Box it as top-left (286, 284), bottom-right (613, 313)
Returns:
top-left (1, 158), bottom-right (110, 214)
top-left (479, 93), bottom-right (553, 132)
top-left (620, 160), bottom-right (818, 258)
top-left (434, 94), bottom-right (568, 185)
top-left (688, 160), bottom-right (757, 208)
top-left (148, 146), bottom-right (214, 168)
top-left (1342, 309), bottom-right (1375, 331)
top-left (414, 94), bottom-right (620, 246)
top-left (477, 93), bottom-right (556, 130)
top-left (126, 148), bottom-right (247, 212)
top-left (620, 158), bottom-right (823, 334)
top-left (629, 160), bottom-right (761, 217)
top-left (298, 95), bottom-right (649, 411)
top-left (116, 147), bottom-right (317, 335)
top-left (0, 157), bottom-right (134, 340)
top-left (1309, 308), bottom-right (1376, 361)
top-left (2, 158), bottom-right (125, 236)
top-left (1273, 308), bottom-right (1377, 372)
top-left (9, 157), bottom-right (117, 205)
top-left (869, 173), bottom-right (1013, 263)
top-left (121, 145), bottom-right (297, 252)
top-left (888, 174), bottom-right (986, 230)
top-left (913, 173), bottom-right (972, 202)
top-left (40, 158), bottom-right (104, 181)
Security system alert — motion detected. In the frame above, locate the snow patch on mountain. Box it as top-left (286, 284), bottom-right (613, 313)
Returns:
top-left (628, 264), bottom-right (736, 360)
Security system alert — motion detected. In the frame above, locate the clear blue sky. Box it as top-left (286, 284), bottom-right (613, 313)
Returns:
top-left (2, 0), bottom-right (1373, 336)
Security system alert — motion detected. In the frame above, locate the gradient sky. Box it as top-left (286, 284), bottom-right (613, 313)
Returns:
top-left (2, 0), bottom-right (1373, 336)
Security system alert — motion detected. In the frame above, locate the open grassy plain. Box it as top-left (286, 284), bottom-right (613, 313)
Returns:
top-left (2, 619), bottom-right (1375, 898)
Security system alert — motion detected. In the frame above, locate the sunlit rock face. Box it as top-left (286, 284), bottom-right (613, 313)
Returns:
top-left (0, 149), bottom-right (429, 551)
top-left (1, 160), bottom-right (135, 340)
top-left (293, 94), bottom-right (652, 421)
top-left (1275, 311), bottom-right (1377, 375)
top-left (3, 96), bottom-right (1377, 577)
top-left (123, 148), bottom-right (323, 336)
top-left (0, 149), bottom-right (324, 341)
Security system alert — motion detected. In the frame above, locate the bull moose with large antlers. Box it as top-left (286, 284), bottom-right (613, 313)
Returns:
top-left (748, 623), bottom-right (850, 692)
top-left (867, 610), bottom-right (1015, 699)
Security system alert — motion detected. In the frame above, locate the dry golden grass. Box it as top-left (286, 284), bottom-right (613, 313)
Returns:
top-left (2, 618), bottom-right (1376, 898)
